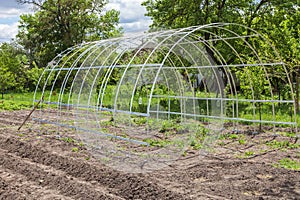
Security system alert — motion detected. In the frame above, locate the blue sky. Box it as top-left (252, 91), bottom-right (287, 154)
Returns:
top-left (0, 0), bottom-right (152, 42)
top-left (0, 0), bottom-right (30, 42)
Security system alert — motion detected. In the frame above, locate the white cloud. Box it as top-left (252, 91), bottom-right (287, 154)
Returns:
top-left (0, 0), bottom-right (152, 42)
top-left (0, 8), bottom-right (23, 18)
top-left (0, 1), bottom-right (32, 42)
top-left (106, 0), bottom-right (152, 33)
top-left (0, 1), bottom-right (32, 19)
top-left (0, 22), bottom-right (19, 41)
top-left (122, 19), bottom-right (152, 34)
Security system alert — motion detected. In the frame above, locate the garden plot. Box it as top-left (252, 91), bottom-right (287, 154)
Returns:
top-left (0, 110), bottom-right (299, 199)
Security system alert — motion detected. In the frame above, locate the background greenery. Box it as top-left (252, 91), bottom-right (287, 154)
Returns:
top-left (0, 1), bottom-right (299, 123)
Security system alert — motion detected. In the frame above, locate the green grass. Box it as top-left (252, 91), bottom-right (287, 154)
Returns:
top-left (0, 99), bottom-right (33, 110)
top-left (0, 91), bottom-right (35, 110)
top-left (2, 91), bottom-right (300, 133)
top-left (273, 158), bottom-right (300, 170)
top-left (2, 91), bottom-right (34, 102)
top-left (0, 90), bottom-right (74, 111)
top-left (266, 140), bottom-right (300, 149)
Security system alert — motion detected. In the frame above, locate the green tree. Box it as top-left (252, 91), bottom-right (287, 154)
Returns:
top-left (142, 0), bottom-right (298, 64)
top-left (142, 0), bottom-right (284, 30)
top-left (17, 0), bottom-right (122, 68)
top-left (0, 66), bottom-right (16, 99)
top-left (248, 3), bottom-right (299, 111)
top-left (0, 43), bottom-right (28, 98)
top-left (142, 1), bottom-right (299, 88)
top-left (142, 0), bottom-right (300, 118)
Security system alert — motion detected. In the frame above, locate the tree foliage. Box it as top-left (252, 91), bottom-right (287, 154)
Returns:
top-left (142, 0), bottom-right (298, 64)
top-left (142, 0), bottom-right (300, 112)
top-left (17, 0), bottom-right (122, 68)
top-left (0, 43), bottom-right (28, 98)
top-left (143, 0), bottom-right (297, 28)
top-left (142, 2), bottom-right (299, 79)
top-left (0, 41), bottom-right (59, 97)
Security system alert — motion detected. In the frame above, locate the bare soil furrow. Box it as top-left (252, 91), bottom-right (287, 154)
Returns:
top-left (0, 150), bottom-right (121, 200)
top-left (148, 160), bottom-right (300, 199)
top-left (0, 118), bottom-right (22, 126)
top-left (0, 166), bottom-right (75, 200)
top-left (0, 176), bottom-right (27, 200)
top-left (0, 135), bottom-right (191, 200)
top-left (1, 110), bottom-right (300, 199)
top-left (0, 111), bottom-right (28, 121)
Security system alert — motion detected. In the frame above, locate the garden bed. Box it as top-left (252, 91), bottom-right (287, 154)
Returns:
top-left (0, 110), bottom-right (299, 199)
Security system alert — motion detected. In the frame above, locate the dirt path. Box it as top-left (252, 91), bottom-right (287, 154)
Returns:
top-left (0, 110), bottom-right (300, 199)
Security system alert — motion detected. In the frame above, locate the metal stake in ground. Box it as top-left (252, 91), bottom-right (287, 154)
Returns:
top-left (18, 96), bottom-right (44, 131)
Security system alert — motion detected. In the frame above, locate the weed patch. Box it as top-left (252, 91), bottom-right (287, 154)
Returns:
top-left (273, 158), bottom-right (300, 171)
top-left (266, 140), bottom-right (300, 149)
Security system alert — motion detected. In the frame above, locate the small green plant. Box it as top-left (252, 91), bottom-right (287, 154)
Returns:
top-left (273, 158), bottom-right (300, 170)
top-left (238, 139), bottom-right (246, 145)
top-left (143, 138), bottom-right (172, 147)
top-left (159, 120), bottom-right (175, 133)
top-left (175, 125), bottom-right (189, 134)
top-left (229, 134), bottom-right (238, 139)
top-left (72, 147), bottom-right (79, 152)
top-left (18, 133), bottom-right (25, 137)
top-left (189, 139), bottom-right (202, 150)
top-left (132, 117), bottom-right (147, 125)
top-left (60, 137), bottom-right (77, 143)
top-left (101, 119), bottom-right (114, 127)
top-left (244, 151), bottom-right (255, 157)
top-left (79, 142), bottom-right (85, 147)
top-left (195, 126), bottom-right (208, 138)
top-left (278, 132), bottom-right (296, 138)
top-left (219, 133), bottom-right (239, 140)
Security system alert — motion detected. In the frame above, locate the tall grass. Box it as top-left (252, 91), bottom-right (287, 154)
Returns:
top-left (0, 92), bottom-right (34, 110)
top-left (1, 91), bottom-right (299, 128)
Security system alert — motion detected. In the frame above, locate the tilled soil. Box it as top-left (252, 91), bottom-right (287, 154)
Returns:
top-left (0, 110), bottom-right (300, 200)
